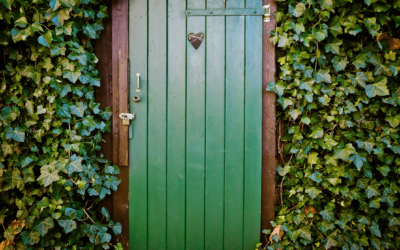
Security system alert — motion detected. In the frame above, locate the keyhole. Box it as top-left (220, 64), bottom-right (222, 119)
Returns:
top-left (133, 95), bottom-right (141, 102)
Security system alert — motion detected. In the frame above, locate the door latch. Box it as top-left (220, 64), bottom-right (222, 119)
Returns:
top-left (263, 4), bottom-right (271, 22)
top-left (119, 113), bottom-right (135, 126)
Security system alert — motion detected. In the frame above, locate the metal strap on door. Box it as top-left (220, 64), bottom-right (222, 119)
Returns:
top-left (186, 4), bottom-right (271, 22)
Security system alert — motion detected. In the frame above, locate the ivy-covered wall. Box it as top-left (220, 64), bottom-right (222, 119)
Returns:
top-left (0, 0), bottom-right (122, 249)
top-left (265, 0), bottom-right (400, 249)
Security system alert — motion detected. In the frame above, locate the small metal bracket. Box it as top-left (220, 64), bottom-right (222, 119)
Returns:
top-left (119, 113), bottom-right (135, 125)
top-left (136, 73), bottom-right (141, 92)
top-left (263, 4), bottom-right (271, 22)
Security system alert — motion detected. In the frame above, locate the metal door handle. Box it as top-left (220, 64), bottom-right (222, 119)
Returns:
top-left (136, 73), bottom-right (141, 92)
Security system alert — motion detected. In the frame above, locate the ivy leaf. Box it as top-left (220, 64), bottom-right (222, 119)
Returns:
top-left (57, 219), bottom-right (77, 233)
top-left (332, 56), bottom-right (348, 72)
top-left (37, 165), bottom-right (60, 187)
top-left (4, 226), bottom-right (14, 241)
top-left (350, 72), bottom-right (369, 88)
top-left (382, 193), bottom-right (398, 207)
top-left (388, 217), bottom-right (400, 226)
top-left (325, 38), bottom-right (342, 54)
top-left (83, 23), bottom-right (97, 38)
top-left (266, 81), bottom-right (286, 96)
top-left (15, 16), bottom-right (28, 28)
top-left (366, 76), bottom-right (390, 98)
top-left (65, 154), bottom-right (83, 175)
top-left (68, 52), bottom-right (88, 66)
top-left (277, 97), bottom-right (293, 110)
top-left (312, 27), bottom-right (327, 42)
top-left (365, 0), bottom-right (377, 5)
top-left (65, 208), bottom-right (77, 219)
top-left (101, 207), bottom-right (110, 221)
top-left (371, 237), bottom-right (381, 250)
top-left (308, 126), bottom-right (324, 139)
top-left (296, 226), bottom-right (312, 241)
top-left (70, 102), bottom-right (87, 117)
top-left (2, 0), bottom-right (13, 9)
top-left (49, 0), bottom-right (61, 10)
top-left (37, 31), bottom-right (52, 48)
top-left (277, 33), bottom-right (292, 48)
top-left (288, 109), bottom-right (301, 120)
top-left (21, 156), bottom-right (34, 168)
top-left (98, 230), bottom-right (112, 243)
top-left (349, 151), bottom-right (367, 170)
top-left (56, 103), bottom-right (71, 118)
top-left (356, 138), bottom-right (375, 154)
top-left (385, 114), bottom-right (400, 128)
top-left (309, 171), bottom-right (323, 183)
top-left (334, 143), bottom-right (356, 161)
top-left (318, 221), bottom-right (335, 234)
top-left (325, 235), bottom-right (338, 249)
top-left (33, 217), bottom-right (55, 236)
top-left (2, 107), bottom-right (19, 121)
top-left (5, 126), bottom-right (25, 142)
top-left (314, 68), bottom-right (331, 83)
top-left (320, 207), bottom-right (335, 222)
top-left (289, 3), bottom-right (306, 17)
top-left (305, 186), bottom-right (322, 199)
top-left (1, 143), bottom-right (13, 157)
top-left (113, 222), bottom-right (122, 235)
top-left (21, 231), bottom-right (40, 245)
top-left (366, 180), bottom-right (381, 199)
top-left (63, 69), bottom-right (81, 83)
top-left (99, 107), bottom-right (112, 120)
top-left (31, 22), bottom-right (43, 32)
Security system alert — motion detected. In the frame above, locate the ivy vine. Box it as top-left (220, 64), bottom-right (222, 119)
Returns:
top-left (0, 0), bottom-right (122, 249)
top-left (265, 0), bottom-right (400, 249)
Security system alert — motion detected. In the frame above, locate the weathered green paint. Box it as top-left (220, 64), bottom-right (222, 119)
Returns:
top-left (204, 0), bottom-right (225, 248)
top-left (147, 0), bottom-right (167, 248)
top-left (166, 0), bottom-right (186, 249)
top-left (243, 1), bottom-right (263, 249)
top-left (186, 0), bottom-right (206, 248)
top-left (129, 0), bottom-right (262, 248)
top-left (128, 0), bottom-right (148, 248)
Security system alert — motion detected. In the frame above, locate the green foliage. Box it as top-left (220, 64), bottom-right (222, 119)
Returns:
top-left (267, 0), bottom-right (400, 249)
top-left (0, 0), bottom-right (122, 249)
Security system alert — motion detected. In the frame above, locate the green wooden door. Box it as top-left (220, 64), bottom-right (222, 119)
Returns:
top-left (128, 0), bottom-right (262, 249)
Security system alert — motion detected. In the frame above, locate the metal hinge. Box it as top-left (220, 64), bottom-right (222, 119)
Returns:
top-left (263, 4), bottom-right (271, 22)
top-left (119, 113), bottom-right (135, 126)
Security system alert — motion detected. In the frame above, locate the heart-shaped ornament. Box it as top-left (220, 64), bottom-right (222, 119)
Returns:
top-left (188, 33), bottom-right (204, 50)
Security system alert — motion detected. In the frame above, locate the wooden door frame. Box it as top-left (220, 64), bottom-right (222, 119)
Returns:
top-left (96, 0), bottom-right (276, 247)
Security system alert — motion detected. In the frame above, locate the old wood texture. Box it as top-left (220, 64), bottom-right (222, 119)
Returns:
top-left (112, 0), bottom-right (129, 247)
top-left (261, 0), bottom-right (277, 238)
top-left (95, 0), bottom-right (113, 224)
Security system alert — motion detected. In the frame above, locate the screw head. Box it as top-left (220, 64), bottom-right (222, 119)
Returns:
top-left (209, 11), bottom-right (213, 14)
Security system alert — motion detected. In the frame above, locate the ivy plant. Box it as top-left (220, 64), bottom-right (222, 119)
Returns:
top-left (266, 0), bottom-right (400, 249)
top-left (0, 0), bottom-right (122, 249)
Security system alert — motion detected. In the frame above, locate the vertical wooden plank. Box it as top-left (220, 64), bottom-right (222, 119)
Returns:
top-left (186, 0), bottom-right (205, 248)
top-left (96, 0), bottom-right (113, 224)
top-left (204, 0), bottom-right (225, 249)
top-left (167, 0), bottom-right (186, 249)
top-left (262, 0), bottom-right (277, 241)
top-left (129, 0), bottom-right (148, 248)
top-left (243, 0), bottom-right (263, 248)
top-left (119, 57), bottom-right (129, 166)
top-left (148, 0), bottom-right (167, 248)
top-left (112, 0), bottom-right (129, 247)
top-left (224, 0), bottom-right (245, 248)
